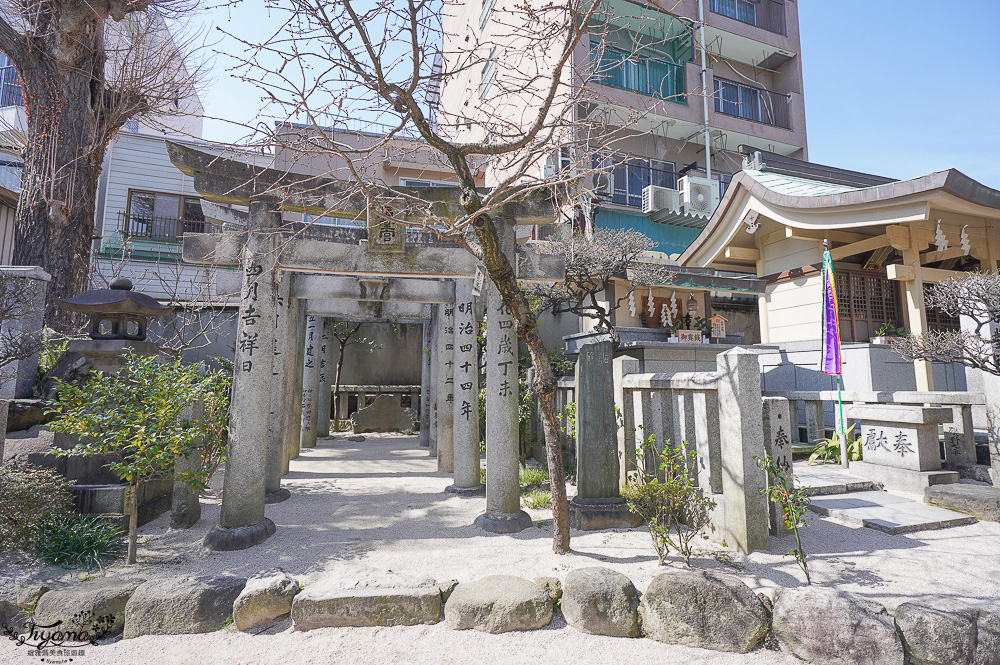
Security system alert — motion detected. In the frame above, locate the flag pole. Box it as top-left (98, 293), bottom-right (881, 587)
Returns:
top-left (821, 239), bottom-right (849, 468)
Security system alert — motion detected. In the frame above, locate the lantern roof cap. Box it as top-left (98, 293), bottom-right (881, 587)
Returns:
top-left (56, 278), bottom-right (173, 316)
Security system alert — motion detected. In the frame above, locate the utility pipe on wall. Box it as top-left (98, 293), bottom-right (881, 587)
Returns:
top-left (697, 0), bottom-right (712, 180)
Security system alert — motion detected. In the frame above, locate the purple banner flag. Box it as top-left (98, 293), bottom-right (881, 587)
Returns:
top-left (821, 243), bottom-right (842, 375)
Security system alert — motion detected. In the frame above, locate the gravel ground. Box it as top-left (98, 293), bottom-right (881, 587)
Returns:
top-left (3, 432), bottom-right (999, 664)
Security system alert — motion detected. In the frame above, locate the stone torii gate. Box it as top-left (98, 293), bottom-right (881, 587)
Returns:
top-left (166, 142), bottom-right (564, 551)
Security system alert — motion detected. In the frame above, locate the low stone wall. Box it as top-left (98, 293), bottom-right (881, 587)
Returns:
top-left (4, 567), bottom-right (998, 664)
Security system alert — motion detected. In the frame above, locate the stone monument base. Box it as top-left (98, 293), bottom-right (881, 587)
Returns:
top-left (568, 496), bottom-right (643, 531)
top-left (474, 509), bottom-right (532, 533)
top-left (849, 461), bottom-right (959, 496)
top-left (203, 518), bottom-right (276, 551)
top-left (264, 488), bottom-right (291, 504)
top-left (445, 483), bottom-right (486, 497)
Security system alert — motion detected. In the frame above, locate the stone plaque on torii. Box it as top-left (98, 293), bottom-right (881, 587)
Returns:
top-left (165, 142), bottom-right (565, 550)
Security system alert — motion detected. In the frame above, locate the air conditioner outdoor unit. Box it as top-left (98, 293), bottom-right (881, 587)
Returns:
top-left (641, 185), bottom-right (681, 214)
top-left (679, 175), bottom-right (720, 217)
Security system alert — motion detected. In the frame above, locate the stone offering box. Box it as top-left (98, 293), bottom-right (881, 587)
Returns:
top-left (846, 404), bottom-right (959, 494)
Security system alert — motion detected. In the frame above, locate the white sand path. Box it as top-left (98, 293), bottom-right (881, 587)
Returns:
top-left (3, 433), bottom-right (999, 664)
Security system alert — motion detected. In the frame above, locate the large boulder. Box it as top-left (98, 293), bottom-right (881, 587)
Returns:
top-left (351, 395), bottom-right (416, 434)
top-left (976, 610), bottom-right (1000, 665)
top-left (444, 576), bottom-right (552, 634)
top-left (292, 570), bottom-right (440, 631)
top-left (772, 587), bottom-right (904, 665)
top-left (639, 569), bottom-right (767, 653)
top-left (6, 399), bottom-right (49, 433)
top-left (34, 578), bottom-right (145, 637)
top-left (925, 484), bottom-right (1000, 522)
top-left (562, 567), bottom-right (639, 638)
top-left (233, 570), bottom-right (300, 631)
top-left (123, 575), bottom-right (246, 638)
top-left (39, 351), bottom-right (93, 401)
top-left (895, 603), bottom-right (976, 665)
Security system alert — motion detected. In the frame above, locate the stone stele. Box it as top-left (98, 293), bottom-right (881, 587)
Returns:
top-left (351, 394), bottom-right (416, 434)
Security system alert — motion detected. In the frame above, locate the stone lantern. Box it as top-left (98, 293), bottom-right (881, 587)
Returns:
top-left (56, 277), bottom-right (172, 373)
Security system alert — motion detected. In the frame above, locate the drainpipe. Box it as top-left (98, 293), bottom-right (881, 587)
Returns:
top-left (697, 0), bottom-right (712, 180)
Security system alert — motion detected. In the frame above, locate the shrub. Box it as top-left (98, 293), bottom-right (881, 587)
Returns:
top-left (522, 490), bottom-right (552, 509)
top-left (755, 453), bottom-right (812, 584)
top-left (35, 514), bottom-right (127, 570)
top-left (622, 436), bottom-right (716, 567)
top-left (809, 424), bottom-right (862, 465)
top-left (48, 351), bottom-right (230, 564)
top-left (0, 464), bottom-right (73, 554)
top-left (519, 466), bottom-right (548, 487)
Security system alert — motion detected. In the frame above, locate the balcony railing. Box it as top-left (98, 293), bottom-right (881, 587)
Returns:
top-left (709, 0), bottom-right (786, 35)
top-left (593, 156), bottom-right (678, 208)
top-left (0, 65), bottom-right (23, 108)
top-left (590, 42), bottom-right (686, 103)
top-left (118, 211), bottom-right (219, 239)
top-left (713, 77), bottom-right (791, 129)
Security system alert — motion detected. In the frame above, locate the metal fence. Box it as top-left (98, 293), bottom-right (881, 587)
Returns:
top-left (118, 211), bottom-right (219, 239)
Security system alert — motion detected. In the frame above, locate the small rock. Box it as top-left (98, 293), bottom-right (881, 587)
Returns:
top-left (895, 603), bottom-right (976, 665)
top-left (233, 570), bottom-right (300, 632)
top-left (292, 570), bottom-right (440, 631)
top-left (444, 576), bottom-right (552, 634)
top-left (772, 587), bottom-right (903, 665)
top-left (533, 576), bottom-right (562, 604)
top-left (17, 584), bottom-right (51, 611)
top-left (0, 577), bottom-right (27, 634)
top-left (562, 567), bottom-right (639, 638)
top-left (347, 435), bottom-right (366, 442)
top-left (124, 575), bottom-right (246, 638)
top-left (756, 591), bottom-right (774, 614)
top-left (34, 578), bottom-right (145, 637)
top-left (639, 569), bottom-right (767, 653)
top-left (437, 579), bottom-right (459, 603)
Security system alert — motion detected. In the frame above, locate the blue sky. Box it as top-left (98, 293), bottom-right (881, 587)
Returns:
top-left (196, 1), bottom-right (1000, 188)
top-left (798, 1), bottom-right (1000, 188)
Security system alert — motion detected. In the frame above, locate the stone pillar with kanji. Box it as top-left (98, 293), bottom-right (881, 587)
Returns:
top-left (475, 221), bottom-right (531, 533)
top-left (300, 316), bottom-right (321, 449)
top-left (264, 273), bottom-right (293, 504)
top-left (436, 302), bottom-right (455, 472)
top-left (316, 318), bottom-right (334, 437)
top-left (447, 279), bottom-right (484, 495)
top-left (203, 199), bottom-right (280, 551)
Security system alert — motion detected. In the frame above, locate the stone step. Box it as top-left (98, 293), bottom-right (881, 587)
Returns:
top-left (807, 490), bottom-right (977, 535)
top-left (925, 484), bottom-right (1000, 522)
top-left (793, 464), bottom-right (882, 497)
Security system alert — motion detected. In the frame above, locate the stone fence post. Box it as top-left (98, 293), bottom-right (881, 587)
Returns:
top-left (716, 348), bottom-right (769, 554)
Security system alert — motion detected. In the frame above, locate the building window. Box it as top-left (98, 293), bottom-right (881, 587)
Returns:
top-left (479, 48), bottom-right (497, 98)
top-left (835, 270), bottom-right (902, 342)
top-left (303, 214), bottom-right (365, 228)
top-left (479, 0), bottom-right (496, 29)
top-left (709, 0), bottom-right (786, 35)
top-left (0, 52), bottom-right (23, 108)
top-left (121, 190), bottom-right (207, 238)
top-left (589, 39), bottom-right (686, 103)
top-left (399, 178), bottom-right (455, 187)
top-left (714, 77), bottom-right (791, 129)
top-left (718, 173), bottom-right (732, 198)
top-left (592, 152), bottom-right (676, 208)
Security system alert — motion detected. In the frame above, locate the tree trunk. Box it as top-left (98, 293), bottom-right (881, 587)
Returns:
top-left (127, 481), bottom-right (140, 565)
top-left (333, 338), bottom-right (347, 428)
top-left (11, 15), bottom-right (110, 332)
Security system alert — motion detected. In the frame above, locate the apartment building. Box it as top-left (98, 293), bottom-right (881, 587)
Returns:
top-left (438, 0), bottom-right (808, 255)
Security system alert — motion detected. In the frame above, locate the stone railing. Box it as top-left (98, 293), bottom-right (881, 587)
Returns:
top-left (763, 389), bottom-right (984, 466)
